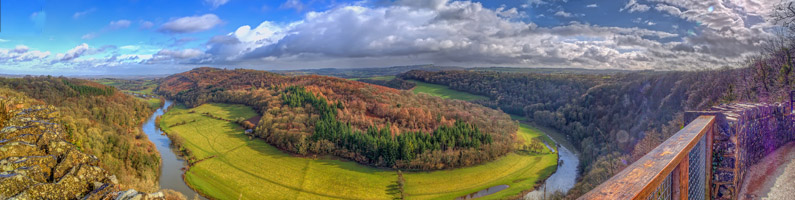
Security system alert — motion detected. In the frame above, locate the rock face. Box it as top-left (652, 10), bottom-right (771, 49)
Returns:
top-left (687, 103), bottom-right (795, 200)
top-left (0, 100), bottom-right (165, 199)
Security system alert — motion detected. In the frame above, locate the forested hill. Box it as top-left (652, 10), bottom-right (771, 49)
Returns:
top-left (0, 76), bottom-right (160, 192)
top-left (156, 67), bottom-right (517, 170)
top-left (399, 54), bottom-right (793, 197)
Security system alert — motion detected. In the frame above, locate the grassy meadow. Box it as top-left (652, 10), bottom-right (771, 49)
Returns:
top-left (144, 98), bottom-right (162, 109)
top-left (160, 103), bottom-right (558, 200)
top-left (407, 80), bottom-right (489, 101)
top-left (95, 78), bottom-right (158, 95)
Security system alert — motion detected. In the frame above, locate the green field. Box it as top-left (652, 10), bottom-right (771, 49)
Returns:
top-left (404, 123), bottom-right (557, 200)
top-left (160, 103), bottom-right (558, 200)
top-left (408, 80), bottom-right (489, 101)
top-left (95, 79), bottom-right (158, 95)
top-left (143, 98), bottom-right (162, 109)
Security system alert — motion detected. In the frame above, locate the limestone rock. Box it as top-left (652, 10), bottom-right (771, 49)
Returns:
top-left (0, 97), bottom-right (169, 199)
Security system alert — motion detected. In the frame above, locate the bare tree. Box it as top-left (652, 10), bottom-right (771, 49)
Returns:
top-left (773, 1), bottom-right (795, 34)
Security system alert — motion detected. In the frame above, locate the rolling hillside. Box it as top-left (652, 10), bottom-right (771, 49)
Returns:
top-left (156, 67), bottom-right (518, 170)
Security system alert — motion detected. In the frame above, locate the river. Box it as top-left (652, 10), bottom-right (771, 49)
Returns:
top-left (524, 124), bottom-right (580, 200)
top-left (142, 100), bottom-right (205, 199)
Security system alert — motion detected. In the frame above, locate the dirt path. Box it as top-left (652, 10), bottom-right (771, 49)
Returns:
top-left (739, 141), bottom-right (795, 200)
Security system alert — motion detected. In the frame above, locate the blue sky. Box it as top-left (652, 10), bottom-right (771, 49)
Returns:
top-left (0, 0), bottom-right (782, 75)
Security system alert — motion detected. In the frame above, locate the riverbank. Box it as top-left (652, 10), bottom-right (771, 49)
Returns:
top-left (509, 117), bottom-right (581, 200)
top-left (141, 100), bottom-right (205, 199)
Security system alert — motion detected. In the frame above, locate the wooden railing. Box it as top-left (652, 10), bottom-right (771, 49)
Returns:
top-left (579, 115), bottom-right (715, 200)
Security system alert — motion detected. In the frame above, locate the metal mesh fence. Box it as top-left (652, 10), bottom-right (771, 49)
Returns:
top-left (687, 135), bottom-right (706, 200)
top-left (645, 173), bottom-right (672, 200)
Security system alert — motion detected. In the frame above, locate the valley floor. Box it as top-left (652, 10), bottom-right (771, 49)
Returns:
top-left (159, 103), bottom-right (558, 199)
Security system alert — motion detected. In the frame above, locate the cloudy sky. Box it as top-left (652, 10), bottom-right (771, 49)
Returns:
top-left (0, 0), bottom-right (785, 75)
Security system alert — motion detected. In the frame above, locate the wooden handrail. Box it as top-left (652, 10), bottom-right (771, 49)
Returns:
top-left (579, 115), bottom-right (715, 200)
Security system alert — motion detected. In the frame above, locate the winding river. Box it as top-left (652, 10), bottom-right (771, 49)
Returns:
top-left (142, 100), bottom-right (205, 199)
top-left (524, 124), bottom-right (580, 200)
top-left (143, 100), bottom-right (578, 199)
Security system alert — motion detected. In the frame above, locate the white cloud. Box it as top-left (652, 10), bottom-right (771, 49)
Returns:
top-left (586, 4), bottom-right (598, 8)
top-left (196, 1), bottom-right (709, 70)
top-left (159, 14), bottom-right (222, 34)
top-left (82, 33), bottom-right (98, 40)
top-left (5, 0), bottom-right (781, 72)
top-left (234, 21), bottom-right (283, 43)
top-left (73, 8), bottom-right (96, 19)
top-left (654, 4), bottom-right (681, 16)
top-left (0, 45), bottom-right (51, 63)
top-left (281, 0), bottom-right (306, 12)
top-left (396, 0), bottom-right (449, 10)
top-left (140, 21), bottom-right (155, 29)
top-left (120, 45), bottom-right (140, 51)
top-left (56, 43), bottom-right (91, 61)
top-left (109, 20), bottom-right (131, 30)
top-left (622, 0), bottom-right (650, 13)
top-left (155, 49), bottom-right (204, 59)
top-left (0, 39), bottom-right (10, 43)
top-left (145, 48), bottom-right (207, 64)
top-left (13, 45), bottom-right (30, 54)
top-left (205, 0), bottom-right (230, 9)
top-left (555, 10), bottom-right (573, 17)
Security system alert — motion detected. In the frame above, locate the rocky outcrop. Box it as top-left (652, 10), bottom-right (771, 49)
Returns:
top-left (0, 100), bottom-right (166, 200)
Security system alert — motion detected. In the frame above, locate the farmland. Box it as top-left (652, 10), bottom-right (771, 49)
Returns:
top-left (160, 103), bottom-right (557, 199)
top-left (407, 80), bottom-right (489, 101)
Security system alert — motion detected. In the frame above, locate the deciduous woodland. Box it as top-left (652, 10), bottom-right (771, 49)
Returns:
top-left (398, 47), bottom-right (795, 197)
top-left (0, 76), bottom-right (160, 191)
top-left (156, 67), bottom-right (516, 169)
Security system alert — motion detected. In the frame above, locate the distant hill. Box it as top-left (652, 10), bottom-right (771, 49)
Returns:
top-left (156, 67), bottom-right (517, 170)
top-left (273, 65), bottom-right (464, 78)
top-left (275, 65), bottom-right (634, 79)
top-left (469, 67), bottom-right (635, 74)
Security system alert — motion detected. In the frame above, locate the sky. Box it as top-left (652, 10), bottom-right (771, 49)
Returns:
top-left (0, 0), bottom-right (786, 75)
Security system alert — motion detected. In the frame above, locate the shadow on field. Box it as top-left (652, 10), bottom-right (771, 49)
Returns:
top-left (386, 181), bottom-right (401, 200)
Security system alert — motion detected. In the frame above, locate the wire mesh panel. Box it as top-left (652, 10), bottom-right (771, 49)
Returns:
top-left (687, 135), bottom-right (706, 200)
top-left (645, 173), bottom-right (672, 200)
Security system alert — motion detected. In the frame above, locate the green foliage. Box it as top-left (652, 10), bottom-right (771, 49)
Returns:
top-left (282, 86), bottom-right (492, 167)
top-left (94, 78), bottom-right (158, 95)
top-left (62, 79), bottom-right (115, 96)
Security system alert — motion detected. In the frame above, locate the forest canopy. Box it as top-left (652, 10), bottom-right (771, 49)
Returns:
top-left (156, 67), bottom-right (517, 169)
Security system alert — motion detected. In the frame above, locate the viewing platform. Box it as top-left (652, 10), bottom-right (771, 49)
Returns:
top-left (581, 102), bottom-right (794, 200)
